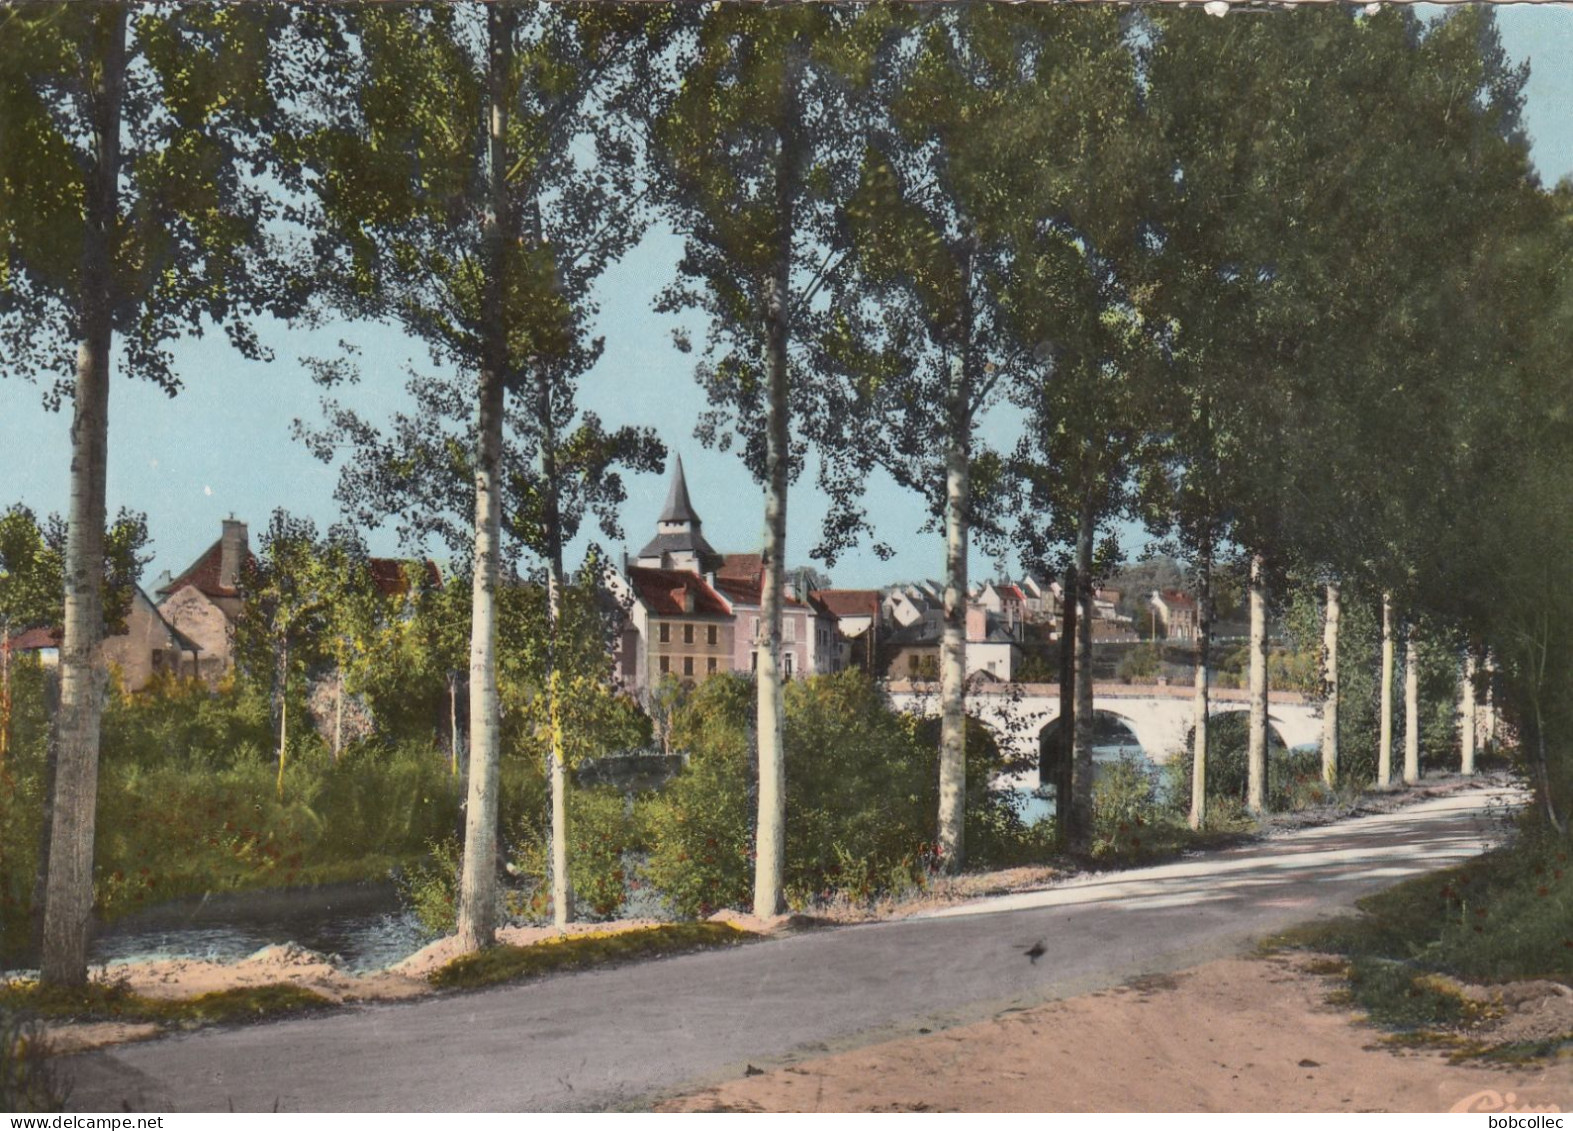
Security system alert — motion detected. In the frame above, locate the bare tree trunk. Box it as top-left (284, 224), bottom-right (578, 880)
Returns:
top-left (332, 663), bottom-right (343, 764)
top-left (448, 672), bottom-right (459, 778)
top-left (1189, 553), bottom-right (1211, 831)
top-left (1, 633), bottom-right (11, 771)
top-left (936, 353), bottom-right (971, 874)
top-left (1072, 494), bottom-right (1095, 845)
top-left (1320, 581), bottom-right (1340, 787)
top-left (1378, 591), bottom-right (1394, 787)
top-left (535, 322), bottom-right (573, 929)
top-left (275, 639), bottom-right (289, 798)
top-left (40, 2), bottom-right (126, 988)
top-left (455, 4), bottom-right (513, 952)
top-left (1403, 622), bottom-right (1420, 785)
top-left (1459, 646), bottom-right (1477, 777)
top-left (1057, 565), bottom-right (1079, 850)
top-left (1246, 554), bottom-right (1268, 816)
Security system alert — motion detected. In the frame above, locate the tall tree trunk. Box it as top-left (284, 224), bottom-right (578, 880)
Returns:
top-left (455, 3), bottom-right (513, 951)
top-left (1057, 564), bottom-right (1078, 849)
top-left (751, 66), bottom-right (800, 918)
top-left (537, 347), bottom-right (573, 929)
top-left (1072, 492), bottom-right (1096, 845)
top-left (40, 2), bottom-right (126, 988)
top-left (332, 662), bottom-right (343, 764)
top-left (1378, 591), bottom-right (1394, 787)
top-left (1403, 621), bottom-right (1420, 785)
top-left (1189, 552), bottom-right (1211, 831)
top-left (1, 633), bottom-right (11, 770)
top-left (1246, 554), bottom-right (1268, 816)
top-left (275, 639), bottom-right (288, 798)
top-left (1460, 645), bottom-right (1477, 777)
top-left (1320, 581), bottom-right (1340, 788)
top-left (448, 672), bottom-right (459, 779)
top-left (936, 351), bottom-right (971, 874)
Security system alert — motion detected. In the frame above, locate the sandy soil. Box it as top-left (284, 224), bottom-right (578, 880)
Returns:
top-left (659, 954), bottom-right (1573, 1114)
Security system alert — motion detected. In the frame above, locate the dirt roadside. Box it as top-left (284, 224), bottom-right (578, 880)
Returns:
top-left (657, 952), bottom-right (1573, 1114)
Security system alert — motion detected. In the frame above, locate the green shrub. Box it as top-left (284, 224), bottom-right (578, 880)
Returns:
top-left (1090, 753), bottom-right (1164, 861)
top-left (1, 671), bottom-right (463, 965)
top-left (0, 1009), bottom-right (66, 1113)
top-left (642, 671), bottom-right (1036, 917)
top-left (396, 836), bottom-right (464, 936)
top-left (511, 786), bottom-right (644, 921)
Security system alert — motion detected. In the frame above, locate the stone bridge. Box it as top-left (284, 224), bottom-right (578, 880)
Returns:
top-left (885, 680), bottom-right (1321, 780)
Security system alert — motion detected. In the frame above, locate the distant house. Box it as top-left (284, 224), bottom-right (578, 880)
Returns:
top-left (614, 566), bottom-right (734, 688)
top-left (884, 585), bottom-right (939, 629)
top-left (1150, 589), bottom-right (1199, 642)
top-left (882, 614), bottom-right (943, 681)
top-left (105, 586), bottom-right (203, 688)
top-left (712, 554), bottom-right (837, 679)
top-left (976, 580), bottom-right (1026, 638)
top-left (881, 601), bottom-right (1020, 682)
top-left (810, 588), bottom-right (882, 672)
top-left (6, 585), bottom-right (202, 691)
top-left (366, 557), bottom-right (443, 600)
top-left (965, 603), bottom-right (1021, 681)
top-left (5, 626), bottom-right (61, 668)
top-left (1019, 576), bottom-right (1062, 624)
top-left (155, 518), bottom-right (251, 683)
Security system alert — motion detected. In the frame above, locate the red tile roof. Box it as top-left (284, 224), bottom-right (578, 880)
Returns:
top-left (627, 567), bottom-right (732, 618)
top-left (6, 626), bottom-right (61, 652)
top-left (163, 539), bottom-right (253, 600)
top-left (1157, 589), bottom-right (1196, 610)
top-left (716, 553), bottom-right (762, 583)
top-left (999, 584), bottom-right (1027, 604)
top-left (809, 589), bottom-right (882, 620)
top-left (713, 573), bottom-right (815, 611)
top-left (367, 558), bottom-right (442, 598)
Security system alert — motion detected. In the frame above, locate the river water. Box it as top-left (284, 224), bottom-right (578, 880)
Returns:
top-left (83, 882), bottom-right (427, 975)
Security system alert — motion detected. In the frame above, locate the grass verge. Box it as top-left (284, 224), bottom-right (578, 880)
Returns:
top-left (1264, 817), bottom-right (1573, 1056)
top-left (430, 923), bottom-right (751, 991)
top-left (0, 979), bottom-right (335, 1029)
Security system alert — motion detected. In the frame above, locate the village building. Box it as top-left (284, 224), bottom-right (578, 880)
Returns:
top-left (155, 518), bottom-right (251, 683)
top-left (810, 588), bottom-right (883, 672)
top-left (1150, 588), bottom-right (1199, 642)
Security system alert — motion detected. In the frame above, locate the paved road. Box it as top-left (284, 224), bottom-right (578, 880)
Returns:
top-left (63, 784), bottom-right (1518, 1112)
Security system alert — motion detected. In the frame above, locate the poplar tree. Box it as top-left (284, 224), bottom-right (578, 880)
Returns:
top-left (0, 2), bottom-right (300, 984)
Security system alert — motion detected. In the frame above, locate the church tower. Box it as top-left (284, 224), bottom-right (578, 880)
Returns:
top-left (634, 456), bottom-right (720, 574)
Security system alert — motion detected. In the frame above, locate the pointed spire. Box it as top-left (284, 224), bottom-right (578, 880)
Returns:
top-left (659, 455), bottom-right (701, 525)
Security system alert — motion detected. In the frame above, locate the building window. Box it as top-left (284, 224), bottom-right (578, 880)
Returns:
top-left (684, 624), bottom-right (694, 645)
top-left (707, 624), bottom-right (718, 646)
top-left (784, 653), bottom-right (794, 677)
top-left (659, 656), bottom-right (670, 675)
top-left (707, 656), bottom-right (718, 674)
top-left (658, 623), bottom-right (670, 644)
top-left (683, 656), bottom-right (694, 677)
top-left (909, 654), bottom-right (921, 676)
top-left (783, 618), bottom-right (796, 643)
top-left (752, 652), bottom-right (758, 671)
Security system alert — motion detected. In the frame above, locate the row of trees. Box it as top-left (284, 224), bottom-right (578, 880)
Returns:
top-left (5, 3), bottom-right (1571, 986)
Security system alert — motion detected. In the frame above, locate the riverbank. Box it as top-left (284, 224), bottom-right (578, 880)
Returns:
top-left (7, 771), bottom-right (1518, 1062)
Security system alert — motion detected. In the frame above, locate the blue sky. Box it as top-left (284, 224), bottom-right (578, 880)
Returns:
top-left (4, 6), bottom-right (1572, 591)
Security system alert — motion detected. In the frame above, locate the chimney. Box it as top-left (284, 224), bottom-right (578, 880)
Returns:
top-left (966, 602), bottom-right (987, 643)
top-left (219, 518), bottom-right (248, 591)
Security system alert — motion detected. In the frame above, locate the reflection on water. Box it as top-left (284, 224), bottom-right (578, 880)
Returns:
top-left (1016, 741), bottom-right (1153, 823)
top-left (85, 883), bottom-right (428, 975)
